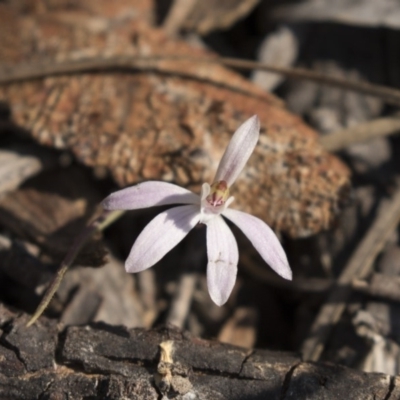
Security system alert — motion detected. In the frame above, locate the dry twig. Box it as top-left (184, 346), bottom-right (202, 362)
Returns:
top-left (301, 186), bottom-right (400, 361)
top-left (1, 55), bottom-right (400, 106)
top-left (352, 274), bottom-right (400, 303)
top-left (163, 0), bottom-right (197, 35)
top-left (26, 209), bottom-right (124, 327)
top-left (138, 269), bottom-right (158, 328)
top-left (320, 117), bottom-right (400, 152)
top-left (166, 273), bottom-right (199, 329)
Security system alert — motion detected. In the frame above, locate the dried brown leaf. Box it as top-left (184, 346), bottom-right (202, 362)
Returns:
top-left (0, 2), bottom-right (350, 238)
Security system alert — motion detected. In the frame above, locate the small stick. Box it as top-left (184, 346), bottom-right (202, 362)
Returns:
top-left (26, 209), bottom-right (125, 327)
top-left (163, 0), bottom-right (197, 35)
top-left (320, 117), bottom-right (400, 152)
top-left (1, 55), bottom-right (400, 106)
top-left (166, 226), bottom-right (204, 329)
top-left (301, 187), bottom-right (400, 361)
top-left (166, 272), bottom-right (199, 329)
top-left (138, 269), bottom-right (158, 327)
top-left (353, 274), bottom-right (400, 303)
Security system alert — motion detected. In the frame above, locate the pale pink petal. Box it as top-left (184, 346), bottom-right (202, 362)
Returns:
top-left (102, 181), bottom-right (199, 210)
top-left (126, 205), bottom-right (200, 273)
top-left (214, 115), bottom-right (260, 186)
top-left (200, 182), bottom-right (211, 201)
top-left (223, 209), bottom-right (292, 280)
top-left (205, 216), bottom-right (239, 306)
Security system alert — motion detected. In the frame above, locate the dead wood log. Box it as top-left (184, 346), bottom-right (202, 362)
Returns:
top-left (0, 304), bottom-right (398, 400)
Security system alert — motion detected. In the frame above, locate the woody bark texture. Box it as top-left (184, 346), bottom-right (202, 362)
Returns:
top-left (0, 0), bottom-right (350, 238)
top-left (0, 305), bottom-right (398, 400)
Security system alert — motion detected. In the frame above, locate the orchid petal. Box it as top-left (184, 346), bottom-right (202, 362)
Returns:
top-left (223, 209), bottom-right (292, 280)
top-left (126, 205), bottom-right (200, 273)
top-left (102, 181), bottom-right (199, 211)
top-left (201, 182), bottom-right (211, 201)
top-left (214, 115), bottom-right (260, 187)
top-left (205, 216), bottom-right (239, 306)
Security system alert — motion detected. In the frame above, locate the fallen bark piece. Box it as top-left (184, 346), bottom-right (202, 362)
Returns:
top-left (284, 362), bottom-right (391, 400)
top-left (0, 344), bottom-right (25, 378)
top-left (0, 370), bottom-right (158, 400)
top-left (0, 1), bottom-right (350, 238)
top-left (0, 305), bottom-right (397, 400)
top-left (0, 166), bottom-right (106, 266)
top-left (1, 313), bottom-right (58, 373)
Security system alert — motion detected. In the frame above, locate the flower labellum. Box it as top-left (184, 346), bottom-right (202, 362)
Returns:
top-left (102, 116), bottom-right (292, 306)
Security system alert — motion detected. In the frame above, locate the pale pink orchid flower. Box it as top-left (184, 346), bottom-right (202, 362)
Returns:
top-left (102, 116), bottom-right (292, 306)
